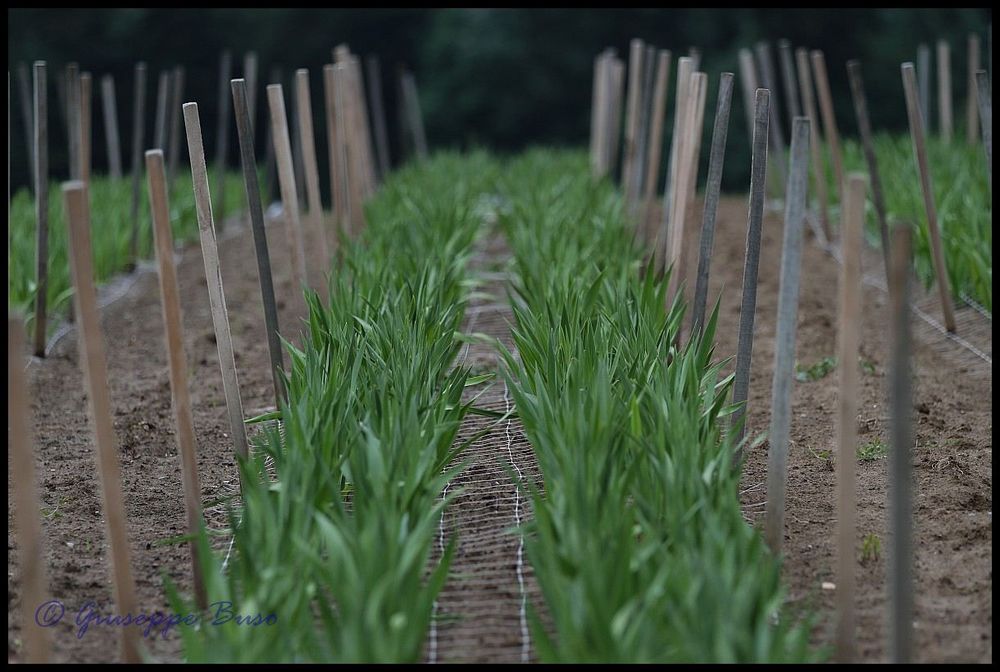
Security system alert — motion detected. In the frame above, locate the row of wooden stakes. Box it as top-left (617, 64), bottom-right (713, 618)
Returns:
top-left (10, 42), bottom-right (427, 663)
top-left (589, 31), bottom-right (989, 664)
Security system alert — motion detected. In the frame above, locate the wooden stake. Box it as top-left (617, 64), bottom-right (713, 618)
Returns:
top-left (32, 62), bottom-right (49, 358)
top-left (594, 52), bottom-right (613, 178)
top-left (846, 60), bottom-right (891, 278)
top-left (153, 70), bottom-right (169, 151)
top-left (661, 56), bottom-right (693, 272)
top-left (166, 66), bottom-right (185, 188)
top-left (214, 51), bottom-right (233, 226)
top-left (129, 62), bottom-right (146, 266)
top-left (590, 53), bottom-right (603, 177)
top-left (886, 224), bottom-right (913, 665)
top-left (901, 62), bottom-right (957, 333)
top-left (336, 64), bottom-right (366, 236)
top-left (349, 57), bottom-right (378, 196)
top-left (264, 66), bottom-right (280, 204)
top-left (323, 64), bottom-right (347, 237)
top-left (295, 69), bottom-right (331, 274)
top-left (737, 49), bottom-right (758, 142)
top-left (622, 38), bottom-right (645, 204)
top-left (811, 50), bottom-right (844, 202)
top-left (182, 103), bottom-right (251, 457)
top-left (55, 69), bottom-right (69, 150)
top-left (267, 83), bottom-right (309, 291)
top-left (797, 48), bottom-right (832, 240)
top-left (937, 40), bottom-right (952, 143)
top-left (778, 39), bottom-right (802, 126)
top-left (401, 70), bottom-right (428, 161)
top-left (917, 43), bottom-right (931, 125)
top-left (243, 52), bottom-right (258, 130)
top-left (667, 71), bottom-right (708, 305)
top-left (62, 181), bottom-right (141, 663)
top-left (756, 41), bottom-right (788, 175)
top-left (732, 88), bottom-right (769, 458)
top-left (145, 149), bottom-right (206, 609)
top-left (67, 63), bottom-right (80, 180)
top-left (691, 72), bottom-right (734, 336)
top-left (16, 62), bottom-right (35, 189)
top-left (607, 58), bottom-right (626, 178)
top-left (366, 55), bottom-right (391, 180)
top-left (764, 116), bottom-right (811, 556)
top-left (833, 172), bottom-right (865, 662)
top-left (641, 50), bottom-right (672, 233)
top-left (967, 34), bottom-right (981, 145)
top-left (80, 72), bottom-right (92, 184)
top-left (100, 75), bottom-right (123, 180)
top-left (632, 44), bottom-right (657, 214)
top-left (231, 80), bottom-right (285, 408)
top-left (9, 314), bottom-right (52, 663)
top-left (289, 71), bottom-right (307, 211)
top-left (976, 70), bottom-right (991, 186)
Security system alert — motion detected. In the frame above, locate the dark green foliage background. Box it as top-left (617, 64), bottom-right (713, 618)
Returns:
top-left (7, 8), bottom-right (992, 195)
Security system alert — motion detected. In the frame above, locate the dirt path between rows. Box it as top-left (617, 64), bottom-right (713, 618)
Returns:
top-left (8, 196), bottom-right (991, 663)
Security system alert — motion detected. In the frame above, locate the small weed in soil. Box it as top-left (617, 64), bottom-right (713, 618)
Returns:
top-left (857, 439), bottom-right (887, 462)
top-left (861, 533), bottom-right (881, 564)
top-left (796, 357), bottom-right (837, 382)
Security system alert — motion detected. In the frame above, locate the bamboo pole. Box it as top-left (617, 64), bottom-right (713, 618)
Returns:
top-left (901, 62), bottom-right (957, 333)
top-left (811, 50), bottom-right (844, 202)
top-left (846, 60), bottom-right (891, 278)
top-left (145, 149), bottom-right (206, 609)
top-left (622, 38), bottom-right (645, 205)
top-left (764, 116), bottom-right (811, 556)
top-left (166, 66), bottom-right (185, 188)
top-left (129, 63), bottom-right (146, 266)
top-left (366, 55), bottom-right (391, 180)
top-left (214, 51), bottom-right (233, 226)
top-left (668, 71), bottom-right (708, 305)
top-left (778, 39), bottom-right (802, 126)
top-left (100, 75), bottom-right (123, 180)
top-left (834, 172), bottom-right (865, 662)
top-left (295, 69), bottom-right (331, 273)
top-left (16, 62), bottom-right (35, 189)
top-left (231, 80), bottom-right (285, 408)
top-left (691, 72), bottom-right (734, 336)
top-left (153, 70), bottom-right (169, 151)
top-left (182, 102), bottom-right (251, 457)
top-left (797, 48), bottom-right (831, 240)
top-left (917, 43), bottom-right (931, 125)
top-left (32, 62), bottom-right (49, 358)
top-left (323, 64), bottom-right (346, 237)
top-left (937, 40), bottom-right (952, 143)
top-left (9, 314), bottom-right (52, 663)
top-left (67, 63), bottom-right (80, 180)
top-left (267, 83), bottom-right (309, 291)
top-left (63, 181), bottom-right (141, 663)
top-left (641, 50), bottom-right (672, 232)
top-left (967, 34), bottom-right (981, 145)
top-left (886, 224), bottom-right (913, 664)
top-left (732, 88), bottom-right (769, 458)
top-left (80, 72), bottom-right (92, 184)
top-left (976, 70), bottom-right (991, 186)
top-left (661, 56), bottom-right (693, 273)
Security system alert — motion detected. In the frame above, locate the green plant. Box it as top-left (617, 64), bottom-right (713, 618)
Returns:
top-left (857, 438), bottom-right (887, 462)
top-left (795, 357), bottom-right (837, 382)
top-left (861, 533), bottom-right (881, 564)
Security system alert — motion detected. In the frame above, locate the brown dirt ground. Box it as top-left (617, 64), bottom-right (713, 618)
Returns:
top-left (7, 195), bottom-right (992, 663)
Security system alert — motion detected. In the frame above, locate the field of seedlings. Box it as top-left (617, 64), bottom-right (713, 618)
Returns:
top-left (7, 8), bottom-right (992, 665)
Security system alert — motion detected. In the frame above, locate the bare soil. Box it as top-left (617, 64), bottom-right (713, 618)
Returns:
top-left (7, 196), bottom-right (992, 663)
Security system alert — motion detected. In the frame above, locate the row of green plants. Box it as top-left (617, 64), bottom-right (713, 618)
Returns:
top-left (166, 152), bottom-right (501, 662)
top-left (495, 150), bottom-right (817, 662)
top-left (820, 134), bottom-right (991, 311)
top-left (7, 172), bottom-right (247, 337)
